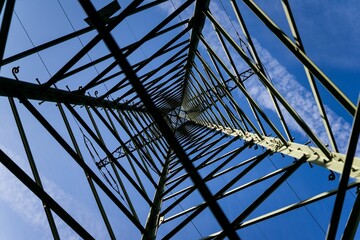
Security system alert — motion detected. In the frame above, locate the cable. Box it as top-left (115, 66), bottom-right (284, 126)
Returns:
top-left (124, 18), bottom-right (156, 71)
top-left (170, 0), bottom-right (190, 38)
top-left (169, 189), bottom-right (204, 238)
top-left (217, 1), bottom-right (239, 39)
top-left (13, 11), bottom-right (52, 77)
top-left (217, 0), bottom-right (251, 55)
top-left (264, 151), bottom-right (327, 235)
top-left (218, 174), bottom-right (268, 240)
top-left (56, 0), bottom-right (117, 99)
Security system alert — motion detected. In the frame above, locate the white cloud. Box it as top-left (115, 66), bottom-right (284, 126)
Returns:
top-left (158, 0), bottom-right (193, 23)
top-left (200, 1), bottom-right (248, 74)
top-left (0, 146), bottom-right (107, 239)
top-left (246, 41), bottom-right (359, 155)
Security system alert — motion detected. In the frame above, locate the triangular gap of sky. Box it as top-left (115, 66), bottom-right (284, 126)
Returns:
top-left (0, 0), bottom-right (359, 239)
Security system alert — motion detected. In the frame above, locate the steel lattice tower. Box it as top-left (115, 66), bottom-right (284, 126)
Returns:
top-left (0, 1), bottom-right (359, 239)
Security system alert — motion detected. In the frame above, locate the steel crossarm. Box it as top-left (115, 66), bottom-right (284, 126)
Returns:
top-left (197, 122), bottom-right (360, 180)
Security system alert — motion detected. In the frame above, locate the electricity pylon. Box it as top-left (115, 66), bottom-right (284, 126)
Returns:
top-left (0, 1), bottom-right (359, 239)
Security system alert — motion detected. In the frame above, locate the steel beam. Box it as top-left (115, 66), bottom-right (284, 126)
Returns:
top-left (20, 96), bottom-right (145, 232)
top-left (85, 106), bottom-right (142, 221)
top-left (65, 103), bottom-right (153, 206)
top-left (326, 98), bottom-right (360, 239)
top-left (181, 0), bottom-right (210, 105)
top-left (57, 102), bottom-right (116, 239)
top-left (162, 150), bottom-right (269, 239)
top-left (0, 0), bottom-right (14, 67)
top-left (162, 151), bottom-right (270, 223)
top-left (210, 18), bottom-right (267, 136)
top-left (142, 150), bottom-right (171, 240)
top-left (208, 182), bottom-right (360, 236)
top-left (342, 190), bottom-right (360, 239)
top-left (197, 37), bottom-right (287, 144)
top-left (0, 76), bottom-right (145, 112)
top-left (1, 25), bottom-right (95, 66)
top-left (8, 96), bottom-right (60, 239)
top-left (230, 0), bottom-right (293, 142)
top-left (197, 122), bottom-right (360, 180)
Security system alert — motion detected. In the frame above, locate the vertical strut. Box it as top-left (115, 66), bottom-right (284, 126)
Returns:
top-left (326, 98), bottom-right (360, 240)
top-left (142, 150), bottom-right (172, 240)
top-left (0, 0), bottom-right (15, 67)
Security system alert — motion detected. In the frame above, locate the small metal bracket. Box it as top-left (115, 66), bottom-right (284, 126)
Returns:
top-left (12, 66), bottom-right (20, 80)
top-left (158, 216), bottom-right (164, 226)
top-left (328, 171), bottom-right (336, 181)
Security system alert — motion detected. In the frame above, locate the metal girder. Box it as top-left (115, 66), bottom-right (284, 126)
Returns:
top-left (205, 181), bottom-right (360, 239)
top-left (230, 0), bottom-right (293, 142)
top-left (1, 25), bottom-right (95, 66)
top-left (57, 102), bottom-right (116, 239)
top-left (42, 0), bottom-right (144, 89)
top-left (196, 37), bottom-right (287, 143)
top-left (342, 190), bottom-right (360, 239)
top-left (65, 102), bottom-right (154, 206)
top-left (0, 76), bottom-right (145, 112)
top-left (142, 150), bottom-right (172, 240)
top-left (20, 95), bottom-right (146, 232)
top-left (161, 139), bottom-right (250, 218)
top-left (198, 122), bottom-right (360, 180)
top-left (327, 98), bottom-right (360, 239)
top-left (99, 23), bottom-right (191, 101)
top-left (181, 0), bottom-right (210, 105)
top-left (213, 155), bottom-right (307, 240)
top-left (162, 149), bottom-right (268, 240)
top-left (162, 151), bottom-right (270, 224)
top-left (8, 96), bottom-right (60, 239)
top-left (0, 0), bottom-right (15, 66)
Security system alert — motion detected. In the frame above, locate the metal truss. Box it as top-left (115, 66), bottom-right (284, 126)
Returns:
top-left (0, 0), bottom-right (358, 239)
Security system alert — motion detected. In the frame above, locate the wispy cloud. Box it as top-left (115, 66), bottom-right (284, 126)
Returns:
top-left (158, 0), bottom-right (193, 23)
top-left (0, 145), bottom-right (107, 239)
top-left (246, 42), bottom-right (357, 154)
top-left (202, 2), bottom-right (248, 74)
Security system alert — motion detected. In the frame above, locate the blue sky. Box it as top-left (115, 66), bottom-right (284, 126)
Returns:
top-left (0, 0), bottom-right (359, 239)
